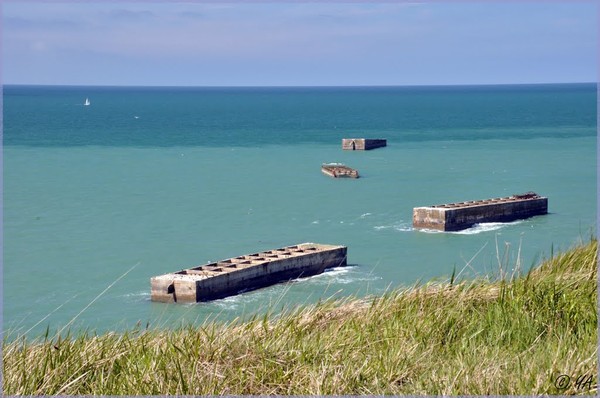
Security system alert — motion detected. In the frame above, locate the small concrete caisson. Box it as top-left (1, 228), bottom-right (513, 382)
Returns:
top-left (321, 163), bottom-right (359, 178)
top-left (342, 138), bottom-right (387, 150)
top-left (151, 243), bottom-right (347, 303)
top-left (412, 192), bottom-right (548, 232)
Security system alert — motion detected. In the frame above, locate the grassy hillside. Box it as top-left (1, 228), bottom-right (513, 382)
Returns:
top-left (3, 240), bottom-right (597, 395)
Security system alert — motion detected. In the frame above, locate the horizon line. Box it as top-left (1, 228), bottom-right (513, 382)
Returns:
top-left (3, 81), bottom-right (597, 89)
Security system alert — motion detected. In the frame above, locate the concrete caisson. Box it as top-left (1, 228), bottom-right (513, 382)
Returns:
top-left (342, 138), bottom-right (387, 150)
top-left (321, 163), bottom-right (359, 178)
top-left (412, 192), bottom-right (548, 232)
top-left (151, 243), bottom-right (347, 303)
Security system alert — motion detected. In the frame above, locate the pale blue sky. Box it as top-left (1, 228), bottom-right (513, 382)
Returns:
top-left (2, 2), bottom-right (598, 86)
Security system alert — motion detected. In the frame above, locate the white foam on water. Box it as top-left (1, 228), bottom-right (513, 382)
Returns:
top-left (374, 222), bottom-right (412, 232)
top-left (450, 222), bottom-right (506, 235)
top-left (393, 225), bottom-right (413, 232)
top-left (297, 266), bottom-right (355, 281)
top-left (416, 228), bottom-right (445, 234)
top-left (322, 266), bottom-right (355, 277)
top-left (120, 291), bottom-right (151, 302)
top-left (450, 220), bottom-right (523, 235)
top-left (297, 266), bottom-right (379, 285)
top-left (212, 294), bottom-right (248, 310)
top-left (417, 220), bottom-right (524, 235)
top-left (360, 213), bottom-right (372, 218)
top-left (374, 225), bottom-right (391, 230)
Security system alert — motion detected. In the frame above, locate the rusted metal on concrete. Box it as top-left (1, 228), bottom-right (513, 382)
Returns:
top-left (321, 163), bottom-right (359, 178)
top-left (151, 243), bottom-right (347, 303)
top-left (412, 192), bottom-right (548, 231)
top-left (342, 138), bottom-right (387, 150)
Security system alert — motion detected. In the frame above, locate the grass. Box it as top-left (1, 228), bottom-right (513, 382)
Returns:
top-left (3, 239), bottom-right (598, 395)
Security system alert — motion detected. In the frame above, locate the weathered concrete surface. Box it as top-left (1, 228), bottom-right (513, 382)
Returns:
top-left (413, 193), bottom-right (548, 231)
top-left (151, 243), bottom-right (347, 303)
top-left (342, 138), bottom-right (387, 150)
top-left (321, 163), bottom-right (359, 178)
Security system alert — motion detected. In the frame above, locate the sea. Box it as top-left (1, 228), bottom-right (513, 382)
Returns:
top-left (2, 83), bottom-right (597, 340)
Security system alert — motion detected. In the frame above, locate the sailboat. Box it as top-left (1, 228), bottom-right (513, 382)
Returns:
top-left (84, 98), bottom-right (91, 106)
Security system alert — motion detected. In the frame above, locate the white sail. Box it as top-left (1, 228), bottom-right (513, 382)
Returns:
top-left (84, 98), bottom-right (90, 106)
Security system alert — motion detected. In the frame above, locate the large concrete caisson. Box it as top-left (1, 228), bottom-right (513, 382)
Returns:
top-left (413, 192), bottom-right (548, 232)
top-left (342, 138), bottom-right (387, 150)
top-left (151, 243), bottom-right (347, 303)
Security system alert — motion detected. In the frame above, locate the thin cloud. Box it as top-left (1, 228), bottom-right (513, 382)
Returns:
top-left (107, 9), bottom-right (156, 21)
top-left (2, 2), bottom-right (596, 86)
top-left (3, 15), bottom-right (82, 30)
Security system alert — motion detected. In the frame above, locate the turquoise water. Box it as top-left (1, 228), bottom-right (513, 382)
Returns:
top-left (3, 84), bottom-right (597, 339)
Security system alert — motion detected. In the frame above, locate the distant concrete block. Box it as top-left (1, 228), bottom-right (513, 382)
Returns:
top-left (342, 138), bottom-right (387, 150)
top-left (321, 163), bottom-right (359, 178)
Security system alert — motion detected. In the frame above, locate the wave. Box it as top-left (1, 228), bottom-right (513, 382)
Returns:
top-left (374, 222), bottom-right (412, 232)
top-left (418, 220), bottom-right (524, 235)
top-left (451, 220), bottom-right (523, 234)
top-left (120, 291), bottom-right (151, 302)
top-left (297, 266), bottom-right (379, 285)
top-left (300, 265), bottom-right (356, 280)
top-left (212, 294), bottom-right (250, 310)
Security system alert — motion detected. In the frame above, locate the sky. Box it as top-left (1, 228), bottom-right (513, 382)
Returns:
top-left (2, 1), bottom-right (598, 86)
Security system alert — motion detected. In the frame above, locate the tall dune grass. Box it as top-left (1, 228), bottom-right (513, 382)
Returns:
top-left (3, 240), bottom-right (597, 395)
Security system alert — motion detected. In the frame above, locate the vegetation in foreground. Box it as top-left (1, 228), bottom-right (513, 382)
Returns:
top-left (3, 240), bottom-right (598, 395)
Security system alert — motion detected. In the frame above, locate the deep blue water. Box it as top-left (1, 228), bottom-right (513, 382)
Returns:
top-left (4, 83), bottom-right (596, 147)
